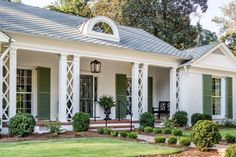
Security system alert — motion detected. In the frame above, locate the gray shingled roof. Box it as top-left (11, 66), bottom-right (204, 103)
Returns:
top-left (0, 0), bottom-right (190, 59)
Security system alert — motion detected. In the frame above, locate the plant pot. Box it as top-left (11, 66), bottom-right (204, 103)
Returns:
top-left (104, 108), bottom-right (112, 120)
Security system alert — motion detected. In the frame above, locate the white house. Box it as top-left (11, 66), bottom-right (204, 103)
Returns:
top-left (0, 1), bottom-right (235, 132)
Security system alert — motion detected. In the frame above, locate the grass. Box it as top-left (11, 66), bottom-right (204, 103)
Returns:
top-left (0, 137), bottom-right (182, 157)
top-left (183, 128), bottom-right (236, 139)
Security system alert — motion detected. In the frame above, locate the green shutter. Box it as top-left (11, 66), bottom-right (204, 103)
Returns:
top-left (203, 74), bottom-right (212, 115)
top-left (115, 74), bottom-right (127, 119)
top-left (148, 77), bottom-right (153, 113)
top-left (226, 77), bottom-right (233, 119)
top-left (37, 67), bottom-right (51, 120)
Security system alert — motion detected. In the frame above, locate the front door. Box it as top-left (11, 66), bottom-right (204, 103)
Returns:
top-left (80, 75), bottom-right (93, 117)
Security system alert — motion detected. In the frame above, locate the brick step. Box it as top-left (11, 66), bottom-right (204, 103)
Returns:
top-left (90, 120), bottom-right (138, 125)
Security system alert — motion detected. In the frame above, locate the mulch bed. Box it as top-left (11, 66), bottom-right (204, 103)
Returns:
top-left (141, 148), bottom-right (221, 157)
top-left (0, 131), bottom-right (141, 143)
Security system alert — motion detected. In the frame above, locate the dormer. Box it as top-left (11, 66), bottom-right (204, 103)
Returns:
top-left (79, 16), bottom-right (120, 42)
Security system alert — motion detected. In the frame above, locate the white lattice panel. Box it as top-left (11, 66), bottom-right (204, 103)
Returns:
top-left (66, 60), bottom-right (74, 120)
top-left (176, 73), bottom-right (180, 111)
top-left (138, 69), bottom-right (143, 115)
top-left (2, 54), bottom-right (10, 121)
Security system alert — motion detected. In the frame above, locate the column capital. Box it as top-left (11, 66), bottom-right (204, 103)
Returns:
top-left (59, 53), bottom-right (68, 60)
top-left (132, 62), bottom-right (139, 67)
top-left (73, 55), bottom-right (81, 61)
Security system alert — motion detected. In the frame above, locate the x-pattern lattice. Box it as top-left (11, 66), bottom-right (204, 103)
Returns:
top-left (176, 73), bottom-right (180, 111)
top-left (66, 60), bottom-right (74, 120)
top-left (2, 54), bottom-right (10, 121)
top-left (138, 69), bottom-right (143, 115)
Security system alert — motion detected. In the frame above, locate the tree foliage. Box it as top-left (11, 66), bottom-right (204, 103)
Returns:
top-left (212, 1), bottom-right (236, 33)
top-left (48, 0), bottom-right (208, 49)
top-left (197, 29), bottom-right (218, 46)
top-left (221, 32), bottom-right (236, 55)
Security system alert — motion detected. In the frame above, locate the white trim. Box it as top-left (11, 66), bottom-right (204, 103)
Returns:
top-left (0, 31), bottom-right (10, 43)
top-left (11, 42), bottom-right (179, 68)
top-left (72, 56), bottom-right (80, 114)
top-left (58, 54), bottom-right (68, 122)
top-left (79, 16), bottom-right (120, 42)
top-left (169, 67), bottom-right (177, 117)
top-left (132, 63), bottom-right (139, 120)
top-left (9, 48), bottom-right (17, 118)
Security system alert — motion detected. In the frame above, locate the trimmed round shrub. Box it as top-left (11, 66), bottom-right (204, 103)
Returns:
top-left (139, 112), bottom-right (155, 127)
top-left (111, 131), bottom-right (119, 137)
top-left (120, 131), bottom-right (128, 137)
top-left (138, 125), bottom-right (145, 132)
top-left (144, 126), bottom-right (153, 133)
top-left (164, 118), bottom-right (175, 129)
top-left (8, 113), bottom-right (36, 137)
top-left (153, 128), bottom-right (162, 134)
top-left (45, 121), bottom-right (61, 136)
top-left (172, 128), bottom-right (182, 136)
top-left (167, 136), bottom-right (177, 145)
top-left (225, 144), bottom-right (236, 157)
top-left (154, 136), bottom-right (166, 143)
top-left (97, 128), bottom-right (104, 134)
top-left (172, 111), bottom-right (188, 127)
top-left (225, 134), bottom-right (236, 143)
top-left (103, 128), bottom-right (112, 135)
top-left (191, 113), bottom-right (212, 126)
top-left (72, 112), bottom-right (90, 132)
top-left (192, 120), bottom-right (222, 151)
top-left (179, 137), bottom-right (191, 146)
top-left (163, 128), bottom-right (172, 134)
top-left (127, 132), bottom-right (138, 139)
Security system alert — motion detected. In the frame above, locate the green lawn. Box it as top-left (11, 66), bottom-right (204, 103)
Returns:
top-left (183, 128), bottom-right (236, 139)
top-left (0, 138), bottom-right (182, 157)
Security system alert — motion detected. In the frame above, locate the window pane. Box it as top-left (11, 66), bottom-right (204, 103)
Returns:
top-left (212, 78), bottom-right (221, 115)
top-left (16, 69), bottom-right (32, 114)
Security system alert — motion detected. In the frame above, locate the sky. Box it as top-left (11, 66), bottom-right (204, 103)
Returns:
top-left (21, 0), bottom-right (229, 35)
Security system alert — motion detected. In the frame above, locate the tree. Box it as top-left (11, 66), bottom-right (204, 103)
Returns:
top-left (92, 0), bottom-right (208, 49)
top-left (212, 1), bottom-right (236, 34)
top-left (197, 29), bottom-right (218, 46)
top-left (48, 0), bottom-right (208, 49)
top-left (221, 32), bottom-right (236, 55)
top-left (48, 0), bottom-right (92, 17)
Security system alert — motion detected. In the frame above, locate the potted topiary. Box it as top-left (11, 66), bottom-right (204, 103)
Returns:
top-left (98, 95), bottom-right (115, 120)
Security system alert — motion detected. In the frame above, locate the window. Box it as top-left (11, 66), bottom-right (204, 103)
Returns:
top-left (212, 78), bottom-right (221, 115)
top-left (92, 22), bottom-right (113, 34)
top-left (16, 69), bottom-right (32, 113)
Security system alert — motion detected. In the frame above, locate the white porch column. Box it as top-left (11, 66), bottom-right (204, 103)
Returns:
top-left (9, 48), bottom-right (17, 118)
top-left (169, 67), bottom-right (177, 117)
top-left (58, 54), bottom-right (68, 122)
top-left (132, 63), bottom-right (139, 120)
top-left (72, 55), bottom-right (80, 115)
top-left (0, 58), bottom-right (2, 125)
top-left (142, 64), bottom-right (148, 113)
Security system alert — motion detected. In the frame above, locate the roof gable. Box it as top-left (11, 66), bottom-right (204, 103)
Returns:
top-left (192, 43), bottom-right (236, 71)
top-left (0, 31), bottom-right (10, 43)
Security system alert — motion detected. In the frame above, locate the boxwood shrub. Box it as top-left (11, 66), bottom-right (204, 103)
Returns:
top-left (111, 131), bottom-right (119, 137)
top-left (97, 128), bottom-right (104, 134)
top-left (225, 144), bottom-right (236, 157)
top-left (127, 132), bottom-right (138, 139)
top-left (191, 113), bottom-right (212, 126)
top-left (8, 113), bottom-right (36, 137)
top-left (144, 126), bottom-right (153, 133)
top-left (172, 111), bottom-right (188, 127)
top-left (120, 131), bottom-right (128, 137)
top-left (163, 128), bottom-right (172, 134)
top-left (154, 136), bottom-right (166, 143)
top-left (139, 112), bottom-right (155, 127)
top-left (167, 136), bottom-right (177, 145)
top-left (153, 128), bottom-right (162, 134)
top-left (103, 128), bottom-right (112, 135)
top-left (192, 120), bottom-right (222, 151)
top-left (72, 112), bottom-right (90, 132)
top-left (225, 134), bottom-right (236, 143)
top-left (179, 137), bottom-right (191, 146)
top-left (172, 128), bottom-right (182, 136)
top-left (138, 125), bottom-right (145, 132)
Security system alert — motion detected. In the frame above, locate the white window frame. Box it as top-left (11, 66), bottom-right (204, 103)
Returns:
top-left (16, 66), bottom-right (36, 116)
top-left (212, 76), bottom-right (226, 119)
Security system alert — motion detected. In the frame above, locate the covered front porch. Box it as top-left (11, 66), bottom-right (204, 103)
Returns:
top-left (0, 47), bottom-right (178, 126)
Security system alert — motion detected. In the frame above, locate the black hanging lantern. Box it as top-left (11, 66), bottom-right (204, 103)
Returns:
top-left (90, 60), bottom-right (101, 73)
